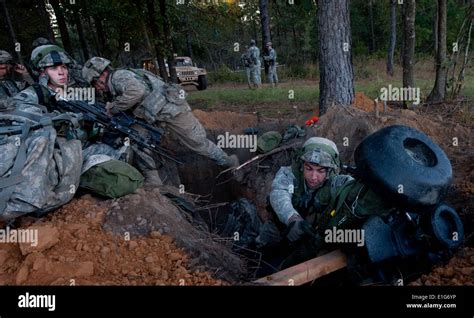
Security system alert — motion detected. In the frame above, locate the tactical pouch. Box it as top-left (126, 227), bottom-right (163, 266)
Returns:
top-left (133, 73), bottom-right (167, 124)
top-left (318, 180), bottom-right (392, 232)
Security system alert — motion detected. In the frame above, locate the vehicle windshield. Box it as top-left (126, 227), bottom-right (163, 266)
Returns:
top-left (176, 59), bottom-right (192, 67)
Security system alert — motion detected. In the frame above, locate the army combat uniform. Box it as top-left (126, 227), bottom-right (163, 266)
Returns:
top-left (240, 50), bottom-right (252, 89)
top-left (248, 41), bottom-right (261, 88)
top-left (90, 64), bottom-right (236, 167)
top-left (263, 44), bottom-right (278, 86)
top-left (259, 137), bottom-right (392, 269)
top-left (0, 50), bottom-right (33, 107)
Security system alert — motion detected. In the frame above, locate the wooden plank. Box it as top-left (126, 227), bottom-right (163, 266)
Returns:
top-left (254, 250), bottom-right (347, 286)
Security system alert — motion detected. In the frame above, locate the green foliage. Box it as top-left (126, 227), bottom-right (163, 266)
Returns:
top-left (208, 65), bottom-right (245, 83)
top-left (0, 0), bottom-right (470, 85)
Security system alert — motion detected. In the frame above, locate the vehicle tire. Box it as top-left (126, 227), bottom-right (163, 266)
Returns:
top-left (197, 75), bottom-right (207, 90)
top-left (354, 125), bottom-right (452, 207)
top-left (429, 203), bottom-right (464, 249)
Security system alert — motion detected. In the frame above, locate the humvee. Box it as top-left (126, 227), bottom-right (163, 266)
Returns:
top-left (175, 56), bottom-right (208, 90)
top-left (141, 56), bottom-right (208, 90)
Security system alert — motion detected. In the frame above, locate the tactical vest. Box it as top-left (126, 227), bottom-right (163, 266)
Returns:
top-left (31, 83), bottom-right (56, 110)
top-left (0, 79), bottom-right (21, 98)
top-left (118, 69), bottom-right (190, 124)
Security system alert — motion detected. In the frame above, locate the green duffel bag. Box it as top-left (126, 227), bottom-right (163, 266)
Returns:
top-left (80, 160), bottom-right (144, 198)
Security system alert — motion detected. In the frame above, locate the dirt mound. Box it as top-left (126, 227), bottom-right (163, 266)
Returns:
top-left (193, 109), bottom-right (258, 132)
top-left (0, 194), bottom-right (226, 285)
top-left (410, 247), bottom-right (474, 286)
top-left (103, 187), bottom-right (246, 282)
top-left (352, 92), bottom-right (388, 113)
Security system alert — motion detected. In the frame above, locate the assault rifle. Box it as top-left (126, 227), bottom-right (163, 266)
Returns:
top-left (53, 98), bottom-right (182, 165)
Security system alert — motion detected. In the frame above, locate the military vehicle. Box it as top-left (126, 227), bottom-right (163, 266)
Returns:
top-left (141, 56), bottom-right (208, 90)
top-left (175, 56), bottom-right (208, 90)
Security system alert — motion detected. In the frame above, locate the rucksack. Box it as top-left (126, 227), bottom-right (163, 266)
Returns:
top-left (80, 160), bottom-right (144, 199)
top-left (80, 143), bottom-right (143, 199)
top-left (0, 108), bottom-right (83, 221)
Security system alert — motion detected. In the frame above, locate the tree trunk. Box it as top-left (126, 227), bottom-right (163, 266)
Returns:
top-left (158, 0), bottom-right (177, 83)
top-left (253, 18), bottom-right (258, 42)
top-left (428, 0), bottom-right (447, 102)
top-left (82, 0), bottom-right (99, 56)
top-left (182, 16), bottom-right (193, 59)
top-left (402, 0), bottom-right (416, 104)
top-left (0, 0), bottom-right (24, 64)
top-left (292, 25), bottom-right (297, 55)
top-left (317, 0), bottom-right (355, 115)
top-left (387, 0), bottom-right (397, 76)
top-left (433, 5), bottom-right (438, 58)
top-left (368, 0), bottom-right (376, 54)
top-left (92, 14), bottom-right (107, 56)
top-left (259, 0), bottom-right (271, 75)
top-left (37, 0), bottom-right (55, 42)
top-left (145, 0), bottom-right (169, 81)
top-left (73, 4), bottom-right (90, 62)
top-left (49, 0), bottom-right (74, 55)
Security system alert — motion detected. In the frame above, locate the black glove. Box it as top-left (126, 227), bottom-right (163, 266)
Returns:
top-left (286, 216), bottom-right (312, 243)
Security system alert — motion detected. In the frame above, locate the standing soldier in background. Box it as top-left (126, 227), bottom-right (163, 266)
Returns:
top-left (0, 50), bottom-right (33, 105)
top-left (248, 40), bottom-right (261, 89)
top-left (263, 42), bottom-right (278, 87)
top-left (240, 45), bottom-right (252, 89)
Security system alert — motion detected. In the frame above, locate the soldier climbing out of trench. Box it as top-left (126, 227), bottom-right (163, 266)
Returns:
top-left (82, 57), bottom-right (240, 186)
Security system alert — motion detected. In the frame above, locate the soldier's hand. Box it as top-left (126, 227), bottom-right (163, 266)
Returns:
top-left (14, 64), bottom-right (28, 75)
top-left (286, 214), bottom-right (311, 242)
top-left (105, 102), bottom-right (114, 117)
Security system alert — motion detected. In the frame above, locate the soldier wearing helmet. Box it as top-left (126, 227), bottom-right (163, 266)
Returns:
top-left (252, 137), bottom-right (354, 266)
top-left (81, 56), bottom-right (239, 184)
top-left (8, 45), bottom-right (73, 112)
top-left (247, 40), bottom-right (261, 88)
top-left (263, 41), bottom-right (278, 87)
top-left (0, 50), bottom-right (33, 103)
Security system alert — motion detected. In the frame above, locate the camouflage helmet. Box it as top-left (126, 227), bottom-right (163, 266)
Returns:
top-left (250, 39), bottom-right (256, 46)
top-left (82, 57), bottom-right (111, 84)
top-left (266, 41), bottom-right (272, 47)
top-left (0, 50), bottom-right (13, 64)
top-left (300, 137), bottom-right (340, 171)
top-left (30, 45), bottom-right (71, 69)
top-left (32, 37), bottom-right (52, 49)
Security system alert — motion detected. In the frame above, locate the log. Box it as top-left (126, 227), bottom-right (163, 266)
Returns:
top-left (254, 250), bottom-right (347, 286)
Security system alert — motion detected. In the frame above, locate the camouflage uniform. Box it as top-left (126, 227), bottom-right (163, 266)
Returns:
top-left (248, 41), bottom-right (261, 88)
top-left (252, 138), bottom-right (355, 270)
top-left (82, 58), bottom-right (237, 168)
top-left (240, 50), bottom-right (252, 89)
top-left (0, 105), bottom-right (83, 221)
top-left (0, 50), bottom-right (33, 105)
top-left (263, 44), bottom-right (278, 86)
